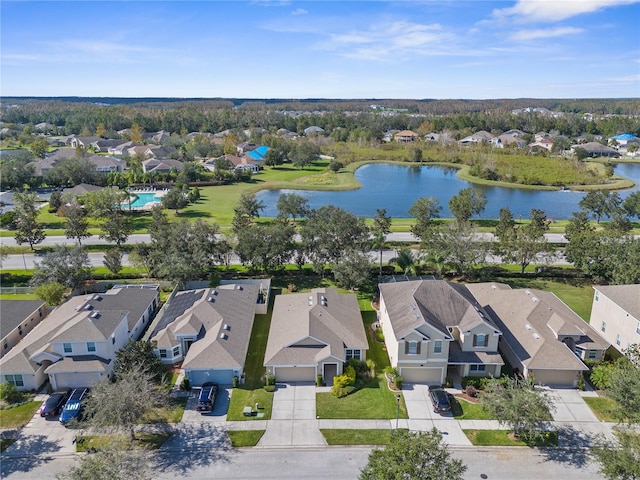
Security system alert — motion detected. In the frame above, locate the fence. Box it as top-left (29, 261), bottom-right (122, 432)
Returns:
top-left (0, 286), bottom-right (34, 295)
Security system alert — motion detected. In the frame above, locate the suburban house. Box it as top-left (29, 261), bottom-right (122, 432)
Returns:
top-left (394, 130), bottom-right (419, 143)
top-left (459, 130), bottom-right (494, 145)
top-left (571, 142), bottom-right (619, 158)
top-left (86, 154), bottom-right (123, 173)
top-left (141, 158), bottom-right (184, 174)
top-left (528, 138), bottom-right (554, 152)
top-left (264, 288), bottom-right (368, 384)
top-left (491, 134), bottom-right (526, 149)
top-left (378, 280), bottom-right (504, 385)
top-left (610, 133), bottom-right (640, 147)
top-left (304, 126), bottom-right (325, 136)
top-left (467, 283), bottom-right (609, 387)
top-left (590, 284), bottom-right (640, 353)
top-left (0, 286), bottom-right (160, 391)
top-left (149, 280), bottom-right (270, 386)
top-left (69, 136), bottom-right (101, 149)
top-left (0, 300), bottom-right (50, 359)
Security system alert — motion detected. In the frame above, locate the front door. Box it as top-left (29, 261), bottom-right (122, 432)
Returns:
top-left (323, 363), bottom-right (338, 386)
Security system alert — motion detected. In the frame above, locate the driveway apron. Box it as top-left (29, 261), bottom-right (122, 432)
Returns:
top-left (258, 382), bottom-right (326, 447)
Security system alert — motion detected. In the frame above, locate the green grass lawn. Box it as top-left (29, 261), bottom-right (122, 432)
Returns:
top-left (140, 396), bottom-right (188, 424)
top-left (464, 429), bottom-right (558, 447)
top-left (76, 432), bottom-right (171, 452)
top-left (316, 375), bottom-right (408, 419)
top-left (0, 438), bottom-right (17, 452)
top-left (227, 430), bottom-right (265, 447)
top-left (321, 429), bottom-right (405, 445)
top-left (583, 396), bottom-right (620, 422)
top-left (451, 397), bottom-right (493, 420)
top-left (227, 387), bottom-right (273, 421)
top-left (0, 401), bottom-right (40, 429)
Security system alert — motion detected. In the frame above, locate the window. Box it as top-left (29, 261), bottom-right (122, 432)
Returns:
top-left (616, 334), bottom-right (621, 346)
top-left (346, 349), bottom-right (361, 360)
top-left (406, 341), bottom-right (420, 355)
top-left (588, 350), bottom-right (597, 360)
top-left (433, 340), bottom-right (443, 354)
top-left (87, 342), bottom-right (96, 353)
top-left (159, 349), bottom-right (167, 358)
top-left (601, 322), bottom-right (607, 332)
top-left (172, 346), bottom-right (180, 357)
top-left (5, 374), bottom-right (24, 387)
top-left (470, 365), bottom-right (486, 372)
top-left (63, 343), bottom-right (72, 353)
top-left (473, 334), bottom-right (488, 347)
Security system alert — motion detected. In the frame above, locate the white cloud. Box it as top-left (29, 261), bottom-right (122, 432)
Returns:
top-left (509, 26), bottom-right (584, 41)
top-left (291, 8), bottom-right (308, 16)
top-left (493, 0), bottom-right (640, 22)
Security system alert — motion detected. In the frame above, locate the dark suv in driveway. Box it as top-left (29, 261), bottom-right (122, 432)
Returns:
top-left (196, 382), bottom-right (218, 413)
top-left (59, 388), bottom-right (89, 426)
top-left (428, 385), bottom-right (451, 414)
top-left (39, 389), bottom-right (71, 417)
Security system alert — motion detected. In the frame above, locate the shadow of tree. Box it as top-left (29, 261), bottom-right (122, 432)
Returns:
top-left (0, 433), bottom-right (64, 477)
top-left (539, 425), bottom-right (595, 468)
top-left (152, 423), bottom-right (233, 474)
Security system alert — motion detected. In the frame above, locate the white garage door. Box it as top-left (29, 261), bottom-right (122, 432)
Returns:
top-left (187, 369), bottom-right (235, 386)
top-left (400, 367), bottom-right (443, 384)
top-left (532, 369), bottom-right (578, 387)
top-left (275, 367), bottom-right (316, 383)
top-left (52, 372), bottom-right (101, 390)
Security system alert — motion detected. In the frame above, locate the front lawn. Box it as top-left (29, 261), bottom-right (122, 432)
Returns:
top-left (321, 429), bottom-right (405, 445)
top-left (464, 429), bottom-right (558, 447)
top-left (227, 430), bottom-right (265, 447)
top-left (227, 387), bottom-right (273, 421)
top-left (141, 396), bottom-right (188, 423)
top-left (316, 375), bottom-right (408, 419)
top-left (76, 432), bottom-right (171, 452)
top-left (583, 396), bottom-right (619, 422)
top-left (0, 401), bottom-right (40, 429)
top-left (451, 396), bottom-right (493, 420)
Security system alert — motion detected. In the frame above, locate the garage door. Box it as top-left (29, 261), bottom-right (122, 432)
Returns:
top-left (52, 372), bottom-right (101, 390)
top-left (400, 367), bottom-right (443, 384)
top-left (275, 367), bottom-right (316, 383)
top-left (187, 369), bottom-right (235, 386)
top-left (532, 369), bottom-right (578, 387)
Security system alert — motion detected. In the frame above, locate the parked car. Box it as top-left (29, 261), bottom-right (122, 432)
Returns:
top-left (39, 389), bottom-right (71, 417)
top-left (195, 382), bottom-right (218, 413)
top-left (428, 385), bottom-right (451, 413)
top-left (59, 388), bottom-right (89, 426)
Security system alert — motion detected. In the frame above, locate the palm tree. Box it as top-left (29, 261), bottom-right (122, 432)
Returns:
top-left (392, 248), bottom-right (419, 276)
top-left (426, 251), bottom-right (447, 277)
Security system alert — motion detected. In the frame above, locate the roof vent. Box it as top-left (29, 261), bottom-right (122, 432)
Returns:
top-left (223, 323), bottom-right (230, 331)
top-left (532, 297), bottom-right (538, 302)
top-left (525, 290), bottom-right (531, 295)
top-left (533, 333), bottom-right (540, 339)
top-left (91, 311), bottom-right (100, 319)
top-left (219, 333), bottom-right (228, 340)
top-left (207, 297), bottom-right (215, 303)
top-left (491, 285), bottom-right (497, 289)
top-left (236, 285), bottom-right (243, 291)
top-left (210, 289), bottom-right (217, 295)
top-left (525, 324), bottom-right (532, 330)
top-left (84, 304), bottom-right (93, 311)
top-left (94, 295), bottom-right (102, 301)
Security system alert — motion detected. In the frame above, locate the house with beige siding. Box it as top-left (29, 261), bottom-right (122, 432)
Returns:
top-left (590, 284), bottom-right (640, 353)
top-left (0, 300), bottom-right (50, 359)
top-left (378, 280), bottom-right (503, 385)
top-left (264, 288), bottom-right (368, 384)
top-left (467, 283), bottom-right (609, 387)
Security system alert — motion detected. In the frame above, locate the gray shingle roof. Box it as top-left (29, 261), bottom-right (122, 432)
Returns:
top-left (594, 285), bottom-right (640, 320)
top-left (0, 299), bottom-right (45, 336)
top-left (45, 355), bottom-right (110, 373)
top-left (264, 288), bottom-right (368, 367)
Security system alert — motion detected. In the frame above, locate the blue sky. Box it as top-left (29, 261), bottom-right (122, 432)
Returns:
top-left (1, 1), bottom-right (639, 99)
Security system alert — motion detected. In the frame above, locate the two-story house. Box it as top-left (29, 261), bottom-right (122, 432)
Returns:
top-left (0, 286), bottom-right (159, 391)
top-left (0, 300), bottom-right (50, 359)
top-left (264, 288), bottom-right (368, 384)
top-left (590, 284), bottom-right (640, 353)
top-left (378, 280), bottom-right (503, 385)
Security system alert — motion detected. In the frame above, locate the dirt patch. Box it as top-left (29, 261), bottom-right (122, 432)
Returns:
top-left (454, 393), bottom-right (481, 404)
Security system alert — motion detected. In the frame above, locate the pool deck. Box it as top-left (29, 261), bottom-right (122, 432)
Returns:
top-left (122, 188), bottom-right (169, 210)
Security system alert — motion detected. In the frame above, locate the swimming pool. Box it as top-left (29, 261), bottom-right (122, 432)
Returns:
top-left (124, 192), bottom-right (163, 209)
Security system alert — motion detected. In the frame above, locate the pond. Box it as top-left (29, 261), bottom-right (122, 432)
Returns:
top-left (256, 162), bottom-right (640, 220)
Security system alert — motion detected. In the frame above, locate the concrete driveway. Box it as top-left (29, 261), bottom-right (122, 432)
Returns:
top-left (181, 387), bottom-right (232, 423)
top-left (546, 388), bottom-right (599, 423)
top-left (257, 382), bottom-right (326, 447)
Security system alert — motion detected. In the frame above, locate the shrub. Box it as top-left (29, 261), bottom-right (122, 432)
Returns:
top-left (331, 386), bottom-right (356, 398)
top-left (333, 374), bottom-right (351, 389)
top-left (375, 327), bottom-right (384, 342)
top-left (287, 283), bottom-right (298, 292)
top-left (263, 385), bottom-right (276, 392)
top-left (590, 363), bottom-right (614, 390)
top-left (366, 359), bottom-right (376, 376)
top-left (465, 385), bottom-right (478, 398)
top-left (347, 359), bottom-right (369, 377)
top-left (384, 366), bottom-right (398, 378)
top-left (344, 365), bottom-right (356, 385)
top-left (265, 374), bottom-right (276, 386)
top-left (0, 382), bottom-right (22, 404)
top-left (232, 376), bottom-right (239, 388)
top-left (461, 376), bottom-right (491, 390)
top-left (180, 377), bottom-right (191, 391)
top-left (316, 374), bottom-right (324, 387)
top-left (394, 376), bottom-right (403, 390)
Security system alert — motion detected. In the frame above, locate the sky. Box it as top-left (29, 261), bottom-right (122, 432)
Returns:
top-left (1, 0), bottom-right (639, 99)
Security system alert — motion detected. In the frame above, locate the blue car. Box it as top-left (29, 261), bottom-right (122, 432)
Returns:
top-left (59, 388), bottom-right (89, 426)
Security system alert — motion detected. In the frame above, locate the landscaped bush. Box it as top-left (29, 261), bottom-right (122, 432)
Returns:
top-left (232, 376), bottom-right (239, 388)
top-left (465, 385), bottom-right (478, 398)
top-left (316, 374), bottom-right (324, 387)
top-left (263, 385), bottom-right (276, 392)
top-left (394, 376), bottom-right (403, 390)
top-left (461, 376), bottom-right (491, 391)
top-left (331, 366), bottom-right (357, 397)
top-left (180, 378), bottom-right (191, 391)
top-left (331, 386), bottom-right (356, 398)
top-left (375, 327), bottom-right (384, 342)
top-left (0, 382), bottom-right (23, 405)
top-left (265, 374), bottom-right (276, 386)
